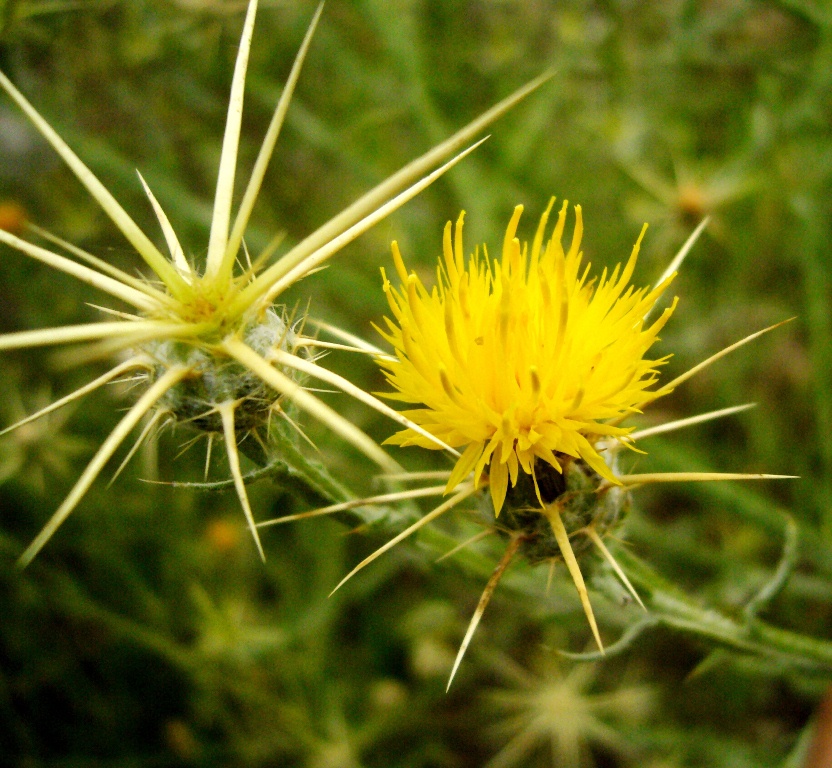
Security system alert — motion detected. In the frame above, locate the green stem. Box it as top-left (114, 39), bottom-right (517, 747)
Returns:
top-left (270, 435), bottom-right (353, 508)
top-left (613, 547), bottom-right (832, 673)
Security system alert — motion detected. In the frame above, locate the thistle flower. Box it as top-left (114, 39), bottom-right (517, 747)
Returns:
top-left (377, 198), bottom-right (677, 515)
top-left (0, 0), bottom-right (549, 567)
top-left (270, 200), bottom-right (792, 688)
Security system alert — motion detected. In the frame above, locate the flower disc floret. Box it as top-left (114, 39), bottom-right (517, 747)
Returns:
top-left (378, 199), bottom-right (678, 514)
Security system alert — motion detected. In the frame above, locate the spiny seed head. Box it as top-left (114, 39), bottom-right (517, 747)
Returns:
top-left (0, 0), bottom-right (550, 566)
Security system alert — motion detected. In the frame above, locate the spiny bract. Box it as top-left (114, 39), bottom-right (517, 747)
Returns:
top-left (0, 0), bottom-right (547, 567)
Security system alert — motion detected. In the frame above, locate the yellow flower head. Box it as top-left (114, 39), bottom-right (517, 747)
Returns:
top-left (315, 205), bottom-right (788, 686)
top-left (279, 203), bottom-right (787, 687)
top-left (378, 198), bottom-right (678, 515)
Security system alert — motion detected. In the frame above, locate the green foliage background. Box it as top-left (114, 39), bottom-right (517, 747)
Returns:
top-left (0, 0), bottom-right (830, 765)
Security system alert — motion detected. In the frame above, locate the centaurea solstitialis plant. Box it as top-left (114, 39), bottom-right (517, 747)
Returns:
top-left (262, 199), bottom-right (794, 688)
top-left (0, 0), bottom-right (549, 568)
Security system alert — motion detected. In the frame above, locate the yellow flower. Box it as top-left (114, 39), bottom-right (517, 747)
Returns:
top-left (378, 198), bottom-right (677, 514)
top-left (0, 0), bottom-right (548, 567)
top-left (260, 200), bottom-right (790, 688)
